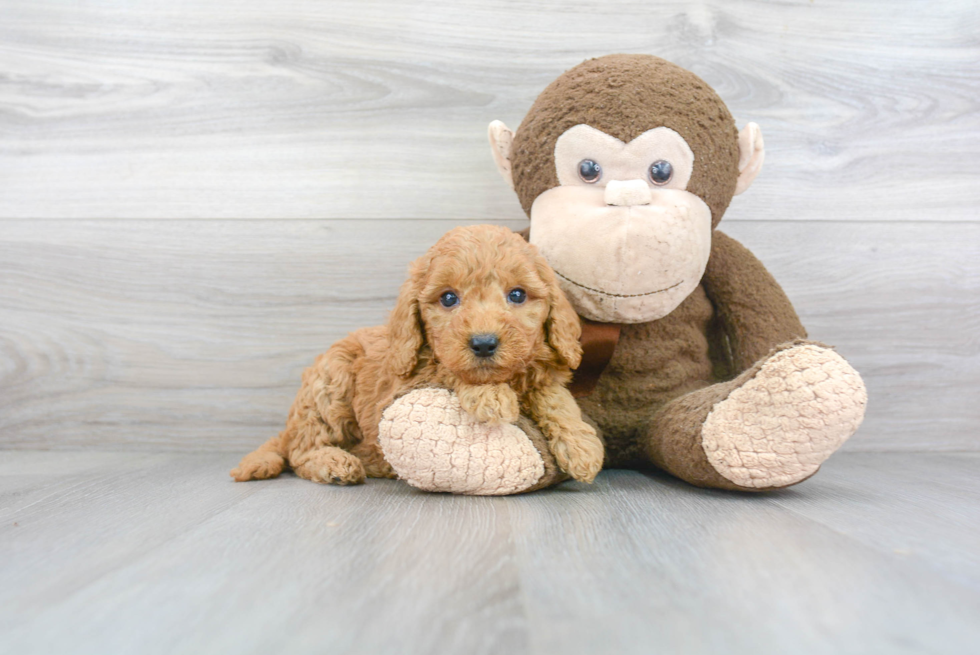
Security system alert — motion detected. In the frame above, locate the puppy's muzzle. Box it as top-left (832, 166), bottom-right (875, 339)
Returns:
top-left (469, 334), bottom-right (500, 359)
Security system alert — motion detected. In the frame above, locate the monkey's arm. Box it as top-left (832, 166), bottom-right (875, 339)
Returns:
top-left (701, 230), bottom-right (807, 373)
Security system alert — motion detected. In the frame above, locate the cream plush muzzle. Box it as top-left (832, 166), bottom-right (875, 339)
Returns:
top-left (529, 186), bottom-right (712, 324)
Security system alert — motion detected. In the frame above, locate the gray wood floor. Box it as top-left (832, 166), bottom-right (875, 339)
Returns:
top-left (1, 450), bottom-right (978, 655)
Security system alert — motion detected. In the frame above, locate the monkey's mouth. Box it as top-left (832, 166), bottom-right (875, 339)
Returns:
top-left (553, 269), bottom-right (684, 298)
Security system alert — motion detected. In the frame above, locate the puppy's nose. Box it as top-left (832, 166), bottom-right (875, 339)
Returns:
top-left (605, 179), bottom-right (652, 207)
top-left (469, 334), bottom-right (499, 358)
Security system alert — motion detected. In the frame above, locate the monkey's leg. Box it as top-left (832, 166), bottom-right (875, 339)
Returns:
top-left (378, 388), bottom-right (569, 495)
top-left (643, 342), bottom-right (867, 491)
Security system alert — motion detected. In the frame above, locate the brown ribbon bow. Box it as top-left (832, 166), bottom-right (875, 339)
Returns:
top-left (569, 318), bottom-right (622, 398)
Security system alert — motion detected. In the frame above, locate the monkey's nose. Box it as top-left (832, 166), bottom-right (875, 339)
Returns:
top-left (605, 179), bottom-right (652, 207)
top-left (469, 334), bottom-right (499, 358)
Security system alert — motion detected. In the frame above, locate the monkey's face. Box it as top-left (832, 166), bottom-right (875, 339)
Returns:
top-left (527, 124), bottom-right (712, 323)
top-left (488, 55), bottom-right (764, 326)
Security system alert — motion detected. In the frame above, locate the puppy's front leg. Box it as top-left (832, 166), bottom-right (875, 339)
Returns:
top-left (527, 384), bottom-right (604, 483)
top-left (455, 382), bottom-right (520, 425)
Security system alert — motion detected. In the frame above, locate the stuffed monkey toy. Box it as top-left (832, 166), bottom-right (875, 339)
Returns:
top-left (378, 54), bottom-right (867, 494)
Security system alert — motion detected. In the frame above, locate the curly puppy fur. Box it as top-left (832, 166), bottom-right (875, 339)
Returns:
top-left (231, 225), bottom-right (605, 486)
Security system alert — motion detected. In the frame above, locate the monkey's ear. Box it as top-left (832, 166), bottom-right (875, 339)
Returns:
top-left (385, 262), bottom-right (427, 377)
top-left (734, 122), bottom-right (765, 196)
top-left (488, 120), bottom-right (515, 190)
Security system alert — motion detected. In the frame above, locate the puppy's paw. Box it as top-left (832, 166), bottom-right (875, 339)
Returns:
top-left (456, 383), bottom-right (520, 424)
top-left (294, 447), bottom-right (366, 485)
top-left (230, 450), bottom-right (285, 482)
top-left (552, 424), bottom-right (604, 484)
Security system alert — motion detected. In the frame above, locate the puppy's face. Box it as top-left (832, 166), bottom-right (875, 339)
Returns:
top-left (418, 246), bottom-right (551, 385)
top-left (386, 225), bottom-right (583, 383)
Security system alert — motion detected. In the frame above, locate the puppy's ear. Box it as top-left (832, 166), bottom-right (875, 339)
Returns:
top-left (386, 258), bottom-right (428, 377)
top-left (535, 253), bottom-right (582, 369)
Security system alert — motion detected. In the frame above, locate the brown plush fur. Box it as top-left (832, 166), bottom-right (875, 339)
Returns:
top-left (231, 225), bottom-right (604, 486)
top-left (510, 54), bottom-right (740, 226)
top-left (575, 231), bottom-right (807, 470)
top-left (508, 54), bottom-right (820, 490)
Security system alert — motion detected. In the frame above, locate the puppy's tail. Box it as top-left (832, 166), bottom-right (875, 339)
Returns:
top-left (230, 434), bottom-right (286, 482)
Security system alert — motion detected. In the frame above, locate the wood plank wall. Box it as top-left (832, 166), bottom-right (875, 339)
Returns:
top-left (1, 0), bottom-right (978, 452)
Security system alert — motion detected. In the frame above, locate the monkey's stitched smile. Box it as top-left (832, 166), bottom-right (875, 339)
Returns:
top-left (554, 270), bottom-right (684, 298)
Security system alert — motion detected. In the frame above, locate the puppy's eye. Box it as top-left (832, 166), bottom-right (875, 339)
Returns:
top-left (507, 288), bottom-right (527, 304)
top-left (578, 159), bottom-right (601, 183)
top-left (439, 291), bottom-right (459, 308)
top-left (649, 160), bottom-right (673, 185)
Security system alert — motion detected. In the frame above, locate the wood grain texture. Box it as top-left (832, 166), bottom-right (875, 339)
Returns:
top-left (1, 219), bottom-right (976, 452)
top-left (767, 452), bottom-right (980, 592)
top-left (1, 0), bottom-right (978, 220)
top-left (1, 451), bottom-right (979, 654)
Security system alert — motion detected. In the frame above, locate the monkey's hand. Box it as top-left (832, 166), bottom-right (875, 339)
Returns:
top-left (378, 388), bottom-right (548, 495)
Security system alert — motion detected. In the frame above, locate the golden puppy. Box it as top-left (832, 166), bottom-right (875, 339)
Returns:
top-left (231, 225), bottom-right (604, 486)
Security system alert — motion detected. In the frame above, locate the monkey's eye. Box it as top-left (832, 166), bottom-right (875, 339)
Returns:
top-left (507, 288), bottom-right (527, 304)
top-left (649, 160), bottom-right (673, 185)
top-left (578, 159), bottom-right (602, 183)
top-left (439, 291), bottom-right (459, 308)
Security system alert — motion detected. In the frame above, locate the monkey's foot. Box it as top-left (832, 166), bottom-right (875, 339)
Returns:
top-left (378, 388), bottom-right (550, 495)
top-left (701, 344), bottom-right (867, 489)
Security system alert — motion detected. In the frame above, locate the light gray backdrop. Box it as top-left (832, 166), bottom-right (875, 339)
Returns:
top-left (1, 0), bottom-right (977, 452)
